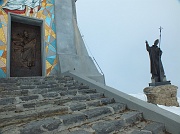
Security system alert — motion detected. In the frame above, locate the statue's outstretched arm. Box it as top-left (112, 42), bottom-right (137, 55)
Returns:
top-left (145, 40), bottom-right (150, 51)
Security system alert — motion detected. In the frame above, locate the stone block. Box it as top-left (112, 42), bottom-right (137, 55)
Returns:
top-left (71, 95), bottom-right (90, 101)
top-left (69, 103), bottom-right (86, 111)
top-left (60, 114), bottom-right (86, 125)
top-left (143, 122), bottom-right (165, 134)
top-left (20, 85), bottom-right (36, 89)
top-left (23, 103), bottom-right (35, 108)
top-left (108, 103), bottom-right (126, 113)
top-left (20, 119), bottom-right (61, 134)
top-left (131, 130), bottom-right (152, 134)
top-left (89, 93), bottom-right (104, 100)
top-left (69, 130), bottom-right (92, 134)
top-left (19, 95), bottom-right (39, 101)
top-left (0, 98), bottom-right (16, 105)
top-left (121, 111), bottom-right (142, 125)
top-left (100, 98), bottom-right (115, 105)
top-left (86, 100), bottom-right (101, 107)
top-left (60, 90), bottom-right (77, 96)
top-left (144, 85), bottom-right (179, 106)
top-left (78, 89), bottom-right (96, 94)
top-left (42, 119), bottom-right (62, 131)
top-left (83, 107), bottom-right (112, 119)
top-left (92, 120), bottom-right (125, 134)
top-left (42, 92), bottom-right (59, 98)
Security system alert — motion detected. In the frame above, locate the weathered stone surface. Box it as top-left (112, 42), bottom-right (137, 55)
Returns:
top-left (108, 103), bottom-right (126, 113)
top-left (19, 95), bottom-right (39, 101)
top-left (144, 85), bottom-right (179, 106)
top-left (86, 100), bottom-right (101, 107)
top-left (131, 130), bottom-right (152, 134)
top-left (78, 89), bottom-right (96, 94)
top-left (20, 119), bottom-right (60, 134)
top-left (60, 90), bottom-right (77, 96)
top-left (23, 103), bottom-right (36, 108)
top-left (20, 85), bottom-right (36, 89)
top-left (100, 98), bottom-right (115, 105)
top-left (42, 92), bottom-right (59, 98)
top-left (121, 111), bottom-right (142, 125)
top-left (89, 93), bottom-right (104, 100)
top-left (69, 130), bottom-right (92, 134)
top-left (69, 103), bottom-right (86, 111)
top-left (0, 98), bottom-right (16, 105)
top-left (0, 76), bottom-right (169, 134)
top-left (60, 114), bottom-right (86, 125)
top-left (92, 120), bottom-right (125, 134)
top-left (143, 122), bottom-right (165, 134)
top-left (71, 95), bottom-right (90, 101)
top-left (42, 119), bottom-right (62, 131)
top-left (83, 107), bottom-right (112, 119)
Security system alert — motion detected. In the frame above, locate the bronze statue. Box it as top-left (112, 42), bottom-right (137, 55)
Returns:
top-left (146, 39), bottom-right (166, 82)
top-left (12, 30), bottom-right (36, 68)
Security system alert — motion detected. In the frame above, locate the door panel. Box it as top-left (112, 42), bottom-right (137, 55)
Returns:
top-left (10, 21), bottom-right (42, 77)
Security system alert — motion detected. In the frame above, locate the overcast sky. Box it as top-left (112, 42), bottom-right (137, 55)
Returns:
top-left (76, 0), bottom-right (180, 97)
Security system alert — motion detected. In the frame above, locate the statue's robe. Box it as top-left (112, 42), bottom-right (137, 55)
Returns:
top-left (146, 44), bottom-right (165, 82)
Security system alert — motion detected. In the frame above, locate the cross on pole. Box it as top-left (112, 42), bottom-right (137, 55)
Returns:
top-left (159, 26), bottom-right (163, 48)
top-left (158, 26), bottom-right (163, 82)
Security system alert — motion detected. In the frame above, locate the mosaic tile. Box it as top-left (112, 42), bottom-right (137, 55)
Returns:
top-left (48, 44), bottom-right (56, 52)
top-left (50, 35), bottom-right (55, 43)
top-left (0, 68), bottom-right (6, 77)
top-left (0, 0), bottom-right (57, 77)
top-left (1, 67), bottom-right (6, 73)
top-left (0, 60), bottom-right (6, 68)
top-left (0, 28), bottom-right (5, 43)
top-left (0, 40), bottom-right (4, 45)
top-left (47, 47), bottom-right (55, 57)
top-left (46, 60), bottom-right (52, 69)
top-left (2, 51), bottom-right (6, 58)
top-left (42, 8), bottom-right (48, 16)
top-left (0, 50), bottom-right (3, 56)
top-left (47, 66), bottom-right (52, 75)
top-left (0, 57), bottom-right (6, 65)
top-left (47, 57), bottom-right (55, 65)
top-left (51, 40), bottom-right (56, 49)
top-left (0, 45), bottom-right (6, 50)
top-left (49, 67), bottom-right (57, 75)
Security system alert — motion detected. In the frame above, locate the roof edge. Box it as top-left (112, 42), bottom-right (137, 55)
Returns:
top-left (62, 71), bottom-right (180, 134)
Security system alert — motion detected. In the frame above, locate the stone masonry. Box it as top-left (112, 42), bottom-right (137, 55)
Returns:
top-left (144, 85), bottom-right (179, 107)
top-left (0, 76), bottom-right (170, 134)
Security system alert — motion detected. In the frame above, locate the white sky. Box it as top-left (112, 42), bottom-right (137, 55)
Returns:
top-left (76, 0), bottom-right (180, 96)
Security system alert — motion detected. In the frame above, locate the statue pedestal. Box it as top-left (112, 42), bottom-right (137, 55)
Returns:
top-left (144, 85), bottom-right (179, 107)
top-left (149, 81), bottom-right (171, 86)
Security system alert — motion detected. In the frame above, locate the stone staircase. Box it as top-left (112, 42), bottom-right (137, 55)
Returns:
top-left (0, 76), bottom-right (169, 134)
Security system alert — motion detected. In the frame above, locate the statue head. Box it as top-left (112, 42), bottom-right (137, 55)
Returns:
top-left (154, 39), bottom-right (159, 46)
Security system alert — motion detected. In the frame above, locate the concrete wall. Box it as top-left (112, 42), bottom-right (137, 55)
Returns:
top-left (55, 0), bottom-right (105, 83)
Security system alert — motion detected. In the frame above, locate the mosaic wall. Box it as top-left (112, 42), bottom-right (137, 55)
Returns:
top-left (0, 0), bottom-right (57, 77)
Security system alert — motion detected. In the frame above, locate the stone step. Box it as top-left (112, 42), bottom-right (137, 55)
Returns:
top-left (0, 95), bottom-right (114, 113)
top-left (0, 103), bottom-right (127, 134)
top-left (0, 105), bottom-right (69, 128)
top-left (0, 84), bottom-right (96, 99)
top-left (131, 122), bottom-right (166, 134)
top-left (0, 76), bottom-right (170, 134)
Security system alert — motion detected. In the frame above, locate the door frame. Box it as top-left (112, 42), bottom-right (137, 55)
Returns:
top-left (7, 13), bottom-right (46, 77)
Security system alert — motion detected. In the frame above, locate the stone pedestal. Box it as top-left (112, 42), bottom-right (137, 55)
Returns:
top-left (144, 85), bottom-right (179, 107)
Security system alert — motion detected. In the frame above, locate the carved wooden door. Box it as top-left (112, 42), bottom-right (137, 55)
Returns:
top-left (10, 21), bottom-right (42, 77)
